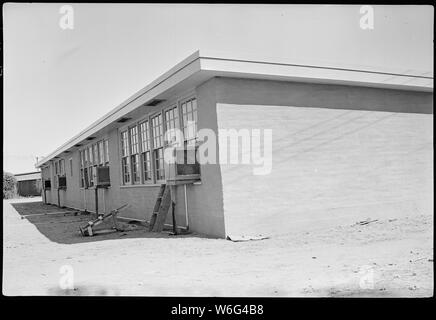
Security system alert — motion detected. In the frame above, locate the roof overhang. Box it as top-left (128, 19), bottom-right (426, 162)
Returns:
top-left (35, 50), bottom-right (433, 168)
top-left (15, 172), bottom-right (41, 181)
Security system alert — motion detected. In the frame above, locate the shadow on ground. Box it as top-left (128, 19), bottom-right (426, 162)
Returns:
top-left (11, 201), bottom-right (200, 244)
top-left (308, 284), bottom-right (403, 298)
top-left (47, 284), bottom-right (122, 296)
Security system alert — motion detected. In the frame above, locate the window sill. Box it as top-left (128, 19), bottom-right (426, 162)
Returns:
top-left (120, 184), bottom-right (162, 189)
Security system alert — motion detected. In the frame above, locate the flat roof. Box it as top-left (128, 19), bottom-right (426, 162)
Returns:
top-left (15, 172), bottom-right (41, 181)
top-left (36, 50), bottom-right (433, 168)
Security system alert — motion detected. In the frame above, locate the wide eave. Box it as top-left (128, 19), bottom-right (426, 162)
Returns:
top-left (35, 50), bottom-right (433, 168)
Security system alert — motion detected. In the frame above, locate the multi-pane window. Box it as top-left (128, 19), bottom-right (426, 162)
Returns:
top-left (98, 141), bottom-right (104, 166)
top-left (42, 166), bottom-right (51, 188)
top-left (88, 146), bottom-right (93, 165)
top-left (53, 161), bottom-right (58, 188)
top-left (93, 144), bottom-right (98, 164)
top-left (129, 126), bottom-right (140, 183)
top-left (139, 121), bottom-right (152, 182)
top-left (80, 151), bottom-right (85, 187)
top-left (164, 106), bottom-right (179, 146)
top-left (121, 130), bottom-right (131, 184)
top-left (88, 146), bottom-right (94, 187)
top-left (69, 158), bottom-right (73, 176)
top-left (93, 145), bottom-right (99, 182)
top-left (79, 139), bottom-right (110, 188)
top-left (151, 114), bottom-right (165, 181)
top-left (104, 140), bottom-right (109, 166)
top-left (83, 149), bottom-right (89, 187)
top-left (118, 96), bottom-right (199, 185)
top-left (60, 159), bottom-right (65, 176)
top-left (181, 98), bottom-right (198, 145)
top-left (53, 159), bottom-right (65, 188)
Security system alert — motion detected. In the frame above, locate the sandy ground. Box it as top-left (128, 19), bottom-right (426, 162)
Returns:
top-left (2, 197), bottom-right (433, 297)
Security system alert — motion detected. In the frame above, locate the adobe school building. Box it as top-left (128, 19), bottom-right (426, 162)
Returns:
top-left (36, 51), bottom-right (433, 238)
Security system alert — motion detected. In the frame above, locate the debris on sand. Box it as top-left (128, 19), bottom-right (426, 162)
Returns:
top-left (354, 218), bottom-right (379, 226)
top-left (226, 235), bottom-right (269, 242)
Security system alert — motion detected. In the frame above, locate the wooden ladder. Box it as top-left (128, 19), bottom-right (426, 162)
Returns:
top-left (148, 184), bottom-right (172, 232)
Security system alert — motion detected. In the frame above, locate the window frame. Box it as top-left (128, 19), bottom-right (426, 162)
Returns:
top-left (117, 94), bottom-right (199, 187)
top-left (139, 119), bottom-right (153, 184)
top-left (78, 137), bottom-right (110, 189)
top-left (120, 129), bottom-right (131, 185)
top-left (104, 140), bottom-right (109, 166)
top-left (53, 158), bottom-right (66, 189)
top-left (150, 111), bottom-right (165, 183)
top-left (163, 104), bottom-right (180, 147)
top-left (69, 158), bottom-right (73, 177)
top-left (79, 150), bottom-right (85, 187)
top-left (129, 124), bottom-right (141, 184)
top-left (179, 96), bottom-right (198, 147)
top-left (88, 145), bottom-right (94, 187)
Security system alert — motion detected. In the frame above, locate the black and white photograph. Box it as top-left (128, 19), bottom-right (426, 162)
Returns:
top-left (2, 3), bottom-right (433, 303)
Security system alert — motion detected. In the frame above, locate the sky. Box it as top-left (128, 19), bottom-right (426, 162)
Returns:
top-left (3, 4), bottom-right (434, 174)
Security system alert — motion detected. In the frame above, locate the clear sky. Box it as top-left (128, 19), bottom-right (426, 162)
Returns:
top-left (3, 4), bottom-right (433, 174)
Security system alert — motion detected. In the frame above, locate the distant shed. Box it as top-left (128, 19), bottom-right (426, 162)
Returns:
top-left (15, 172), bottom-right (42, 197)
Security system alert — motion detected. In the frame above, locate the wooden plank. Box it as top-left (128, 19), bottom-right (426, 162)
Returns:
top-left (171, 201), bottom-right (177, 235)
top-left (148, 184), bottom-right (166, 231)
top-left (20, 210), bottom-right (79, 219)
top-left (152, 185), bottom-right (172, 232)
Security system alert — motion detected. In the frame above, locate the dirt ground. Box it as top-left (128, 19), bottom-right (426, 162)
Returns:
top-left (2, 197), bottom-right (433, 297)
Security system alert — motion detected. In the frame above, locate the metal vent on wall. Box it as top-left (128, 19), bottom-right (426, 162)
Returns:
top-left (145, 99), bottom-right (166, 106)
top-left (117, 117), bottom-right (132, 123)
top-left (96, 166), bottom-right (111, 187)
top-left (58, 176), bottom-right (67, 189)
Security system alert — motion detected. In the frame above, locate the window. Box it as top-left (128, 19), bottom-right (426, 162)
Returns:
top-left (118, 96), bottom-right (199, 185)
top-left (121, 130), bottom-right (131, 184)
top-left (93, 144), bottom-right (98, 182)
top-left (83, 149), bottom-right (89, 187)
top-left (69, 158), bottom-right (73, 176)
top-left (42, 166), bottom-right (50, 187)
top-left (42, 166), bottom-right (50, 188)
top-left (180, 97), bottom-right (200, 170)
top-left (129, 126), bottom-right (140, 183)
top-left (181, 98), bottom-right (198, 146)
top-left (79, 139), bottom-right (110, 188)
top-left (164, 106), bottom-right (179, 146)
top-left (88, 146), bottom-right (94, 187)
top-left (79, 150), bottom-right (85, 187)
top-left (104, 140), bottom-right (109, 166)
top-left (53, 159), bottom-right (65, 188)
top-left (98, 141), bottom-right (104, 166)
top-left (139, 120), bottom-right (152, 182)
top-left (151, 113), bottom-right (165, 181)
top-left (93, 144), bottom-right (99, 165)
top-left (60, 159), bottom-right (65, 176)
